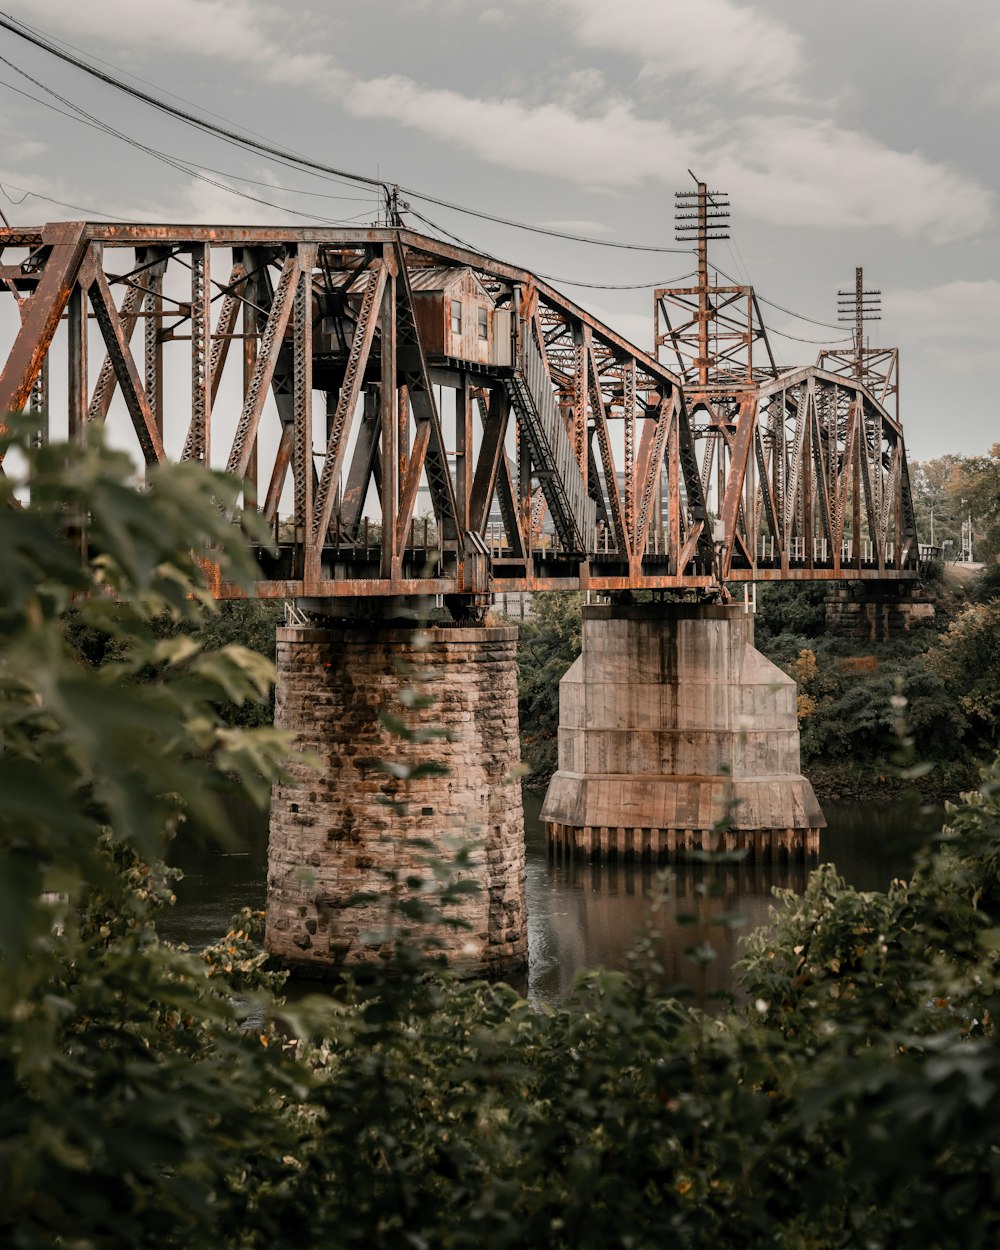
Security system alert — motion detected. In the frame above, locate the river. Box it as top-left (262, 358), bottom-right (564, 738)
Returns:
top-left (158, 791), bottom-right (943, 1004)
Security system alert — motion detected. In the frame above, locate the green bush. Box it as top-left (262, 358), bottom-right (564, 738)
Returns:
top-left (11, 426), bottom-right (1000, 1248)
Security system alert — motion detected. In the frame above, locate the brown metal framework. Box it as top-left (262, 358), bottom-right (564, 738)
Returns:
top-left (0, 221), bottom-right (717, 604)
top-left (707, 365), bottom-right (917, 581)
top-left (654, 186), bottom-right (917, 588)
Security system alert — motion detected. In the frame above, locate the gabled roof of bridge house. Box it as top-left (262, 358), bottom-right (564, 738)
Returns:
top-left (404, 264), bottom-right (494, 302)
top-left (329, 263), bottom-right (495, 303)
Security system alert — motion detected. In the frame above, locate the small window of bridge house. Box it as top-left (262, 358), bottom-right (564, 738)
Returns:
top-left (407, 265), bottom-right (512, 368)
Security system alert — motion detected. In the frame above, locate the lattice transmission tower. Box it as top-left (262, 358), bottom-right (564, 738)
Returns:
top-left (816, 266), bottom-right (899, 419)
top-left (654, 172), bottom-right (776, 391)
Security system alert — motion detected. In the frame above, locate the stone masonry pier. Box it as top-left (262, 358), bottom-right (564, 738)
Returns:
top-left (542, 604), bottom-right (824, 861)
top-left (266, 624), bottom-right (527, 976)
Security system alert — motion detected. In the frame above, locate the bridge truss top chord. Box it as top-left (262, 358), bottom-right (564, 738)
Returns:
top-left (0, 221), bottom-right (918, 610)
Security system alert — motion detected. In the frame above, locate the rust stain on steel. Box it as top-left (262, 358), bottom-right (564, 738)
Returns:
top-left (0, 220), bottom-right (920, 604)
top-left (0, 221), bottom-right (88, 418)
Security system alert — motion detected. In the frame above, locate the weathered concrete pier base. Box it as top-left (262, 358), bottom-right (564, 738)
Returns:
top-left (266, 624), bottom-right (527, 976)
top-left (542, 604), bottom-right (824, 861)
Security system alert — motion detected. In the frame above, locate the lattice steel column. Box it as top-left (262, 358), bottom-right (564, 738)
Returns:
top-left (29, 356), bottom-right (47, 446)
top-left (292, 251), bottom-right (315, 578)
top-left (185, 242), bottom-right (211, 463)
top-left (623, 359), bottom-right (635, 544)
top-left (144, 260), bottom-right (164, 441)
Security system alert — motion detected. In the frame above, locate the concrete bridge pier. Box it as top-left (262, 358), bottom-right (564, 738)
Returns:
top-left (542, 604), bottom-right (824, 861)
top-left (265, 622), bottom-right (527, 976)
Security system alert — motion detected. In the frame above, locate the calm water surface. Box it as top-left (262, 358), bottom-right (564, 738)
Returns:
top-left (159, 792), bottom-right (942, 1003)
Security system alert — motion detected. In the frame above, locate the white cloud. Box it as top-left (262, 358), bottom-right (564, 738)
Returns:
top-left (6, 0), bottom-right (992, 248)
top-left (944, 22), bottom-right (1000, 111)
top-left (884, 280), bottom-right (1000, 356)
top-left (5, 0), bottom-right (343, 88)
top-left (711, 117), bottom-right (994, 244)
top-left (343, 77), bottom-right (693, 186)
top-left (342, 75), bottom-right (994, 244)
top-left (537, 219), bottom-right (611, 234)
top-left (4, 139), bottom-right (47, 162)
top-left (542, 0), bottom-right (807, 101)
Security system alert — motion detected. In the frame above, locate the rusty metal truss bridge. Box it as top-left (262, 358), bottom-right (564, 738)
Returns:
top-left (0, 220), bottom-right (918, 607)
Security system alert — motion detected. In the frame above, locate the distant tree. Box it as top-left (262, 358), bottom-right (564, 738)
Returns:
top-left (928, 600), bottom-right (1000, 748)
top-left (753, 581), bottom-right (828, 641)
top-left (515, 592), bottom-right (583, 778)
top-left (912, 447), bottom-right (1000, 562)
top-left (955, 443), bottom-right (1000, 563)
top-left (910, 454), bottom-right (966, 552)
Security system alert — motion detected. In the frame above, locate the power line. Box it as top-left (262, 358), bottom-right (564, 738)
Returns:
top-left (712, 262), bottom-right (846, 331)
top-left (768, 326), bottom-right (853, 346)
top-left (534, 271), bottom-right (696, 291)
top-left (402, 207), bottom-right (695, 291)
top-left (0, 72), bottom-right (375, 219)
top-left (0, 10), bottom-right (694, 256)
top-left (0, 178), bottom-right (140, 222)
top-left (7, 13), bottom-right (302, 153)
top-left (0, 55), bottom-right (363, 226)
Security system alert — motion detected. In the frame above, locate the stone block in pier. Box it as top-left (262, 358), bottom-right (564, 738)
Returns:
top-left (266, 624), bottom-right (527, 976)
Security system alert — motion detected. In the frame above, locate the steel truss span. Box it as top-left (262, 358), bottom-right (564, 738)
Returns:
top-left (687, 366), bottom-right (918, 584)
top-left (0, 223), bottom-right (917, 605)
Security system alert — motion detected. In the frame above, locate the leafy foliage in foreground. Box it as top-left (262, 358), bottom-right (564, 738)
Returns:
top-left (9, 429), bottom-right (1000, 1248)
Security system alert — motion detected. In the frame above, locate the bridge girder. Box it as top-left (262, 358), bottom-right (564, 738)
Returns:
top-left (0, 222), bottom-right (917, 602)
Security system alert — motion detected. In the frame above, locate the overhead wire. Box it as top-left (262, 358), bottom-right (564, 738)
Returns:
top-left (405, 206), bottom-right (694, 292)
top-left (532, 272), bottom-right (696, 291)
top-left (0, 10), bottom-right (695, 255)
top-left (0, 55), bottom-right (364, 225)
top-left (0, 177), bottom-right (140, 222)
top-left (712, 262), bottom-right (845, 331)
top-left (7, 12), bottom-right (302, 151)
top-left (0, 72), bottom-right (379, 215)
top-left (768, 326), bottom-right (853, 345)
top-left (0, 8), bottom-right (874, 341)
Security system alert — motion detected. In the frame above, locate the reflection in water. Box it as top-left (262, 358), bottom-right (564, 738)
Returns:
top-left (161, 790), bottom-right (942, 1005)
top-left (157, 795), bottom-right (269, 951)
top-left (523, 792), bottom-right (939, 1005)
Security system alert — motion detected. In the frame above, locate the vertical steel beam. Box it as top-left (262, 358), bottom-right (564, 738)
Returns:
top-left (29, 356), bottom-right (48, 445)
top-left (144, 257), bottom-right (165, 443)
top-left (242, 281), bottom-right (258, 509)
top-left (455, 371), bottom-right (472, 534)
top-left (623, 358), bottom-right (635, 544)
top-left (668, 401), bottom-right (681, 573)
top-left (293, 252), bottom-right (315, 581)
top-left (67, 282), bottom-right (88, 441)
top-left (184, 242), bottom-right (211, 464)
top-left (380, 265), bottom-right (397, 580)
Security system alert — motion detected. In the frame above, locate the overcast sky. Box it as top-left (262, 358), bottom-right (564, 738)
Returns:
top-left (0, 0), bottom-right (997, 460)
